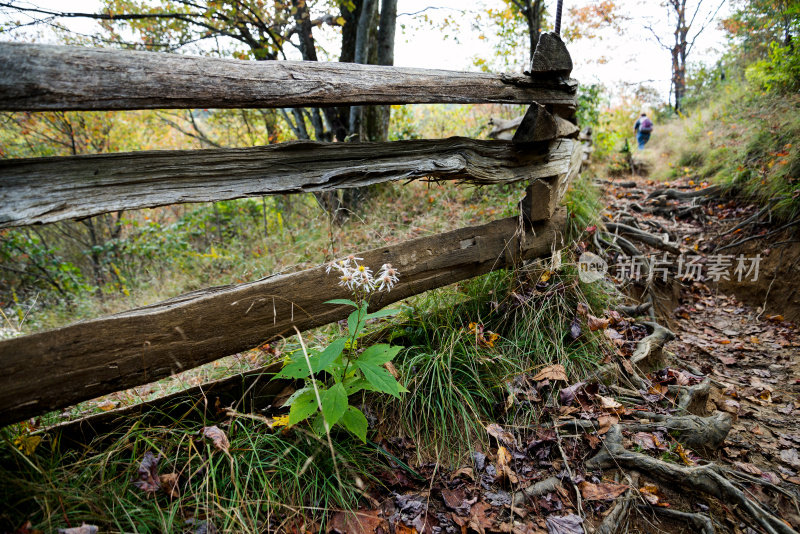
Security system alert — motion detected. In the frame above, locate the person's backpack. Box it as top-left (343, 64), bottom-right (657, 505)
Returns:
top-left (640, 117), bottom-right (653, 133)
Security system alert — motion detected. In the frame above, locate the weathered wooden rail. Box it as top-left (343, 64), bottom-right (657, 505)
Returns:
top-left (0, 137), bottom-right (576, 228)
top-left (0, 33), bottom-right (581, 428)
top-left (0, 42), bottom-right (576, 111)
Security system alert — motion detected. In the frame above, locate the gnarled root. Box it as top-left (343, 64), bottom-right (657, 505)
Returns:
top-left (587, 425), bottom-right (796, 534)
top-left (595, 473), bottom-right (639, 534)
top-left (669, 377), bottom-right (711, 416)
top-left (512, 476), bottom-right (562, 507)
top-left (625, 411), bottom-right (732, 452)
top-left (639, 505), bottom-right (717, 534)
top-left (590, 322), bottom-right (674, 386)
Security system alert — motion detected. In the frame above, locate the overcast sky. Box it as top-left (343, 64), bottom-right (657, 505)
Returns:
top-left (1, 0), bottom-right (732, 104)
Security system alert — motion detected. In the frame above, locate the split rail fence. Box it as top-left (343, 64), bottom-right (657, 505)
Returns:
top-left (0, 33), bottom-right (581, 430)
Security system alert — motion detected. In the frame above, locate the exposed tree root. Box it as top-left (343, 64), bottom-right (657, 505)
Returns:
top-left (595, 473), bottom-right (639, 534)
top-left (590, 321), bottom-right (673, 385)
top-left (587, 425), bottom-right (797, 534)
top-left (646, 185), bottom-right (722, 200)
top-left (605, 222), bottom-right (681, 254)
top-left (639, 504), bottom-right (717, 534)
top-left (625, 411), bottom-right (732, 452)
top-left (616, 300), bottom-right (652, 317)
top-left (669, 377), bottom-right (711, 416)
top-left (512, 476), bottom-right (562, 507)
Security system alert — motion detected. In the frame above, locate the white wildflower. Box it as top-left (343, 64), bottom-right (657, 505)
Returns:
top-left (377, 273), bottom-right (394, 292)
top-left (376, 263), bottom-right (400, 292)
top-left (338, 271), bottom-right (356, 289)
top-left (328, 257), bottom-right (398, 293)
top-left (345, 254), bottom-right (363, 266)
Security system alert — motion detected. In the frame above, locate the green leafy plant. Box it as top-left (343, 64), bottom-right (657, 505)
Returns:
top-left (274, 258), bottom-right (407, 442)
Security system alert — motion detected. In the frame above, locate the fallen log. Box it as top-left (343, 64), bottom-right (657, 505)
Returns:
top-left (0, 137), bottom-right (577, 228)
top-left (0, 212), bottom-right (566, 427)
top-left (0, 42), bottom-right (577, 111)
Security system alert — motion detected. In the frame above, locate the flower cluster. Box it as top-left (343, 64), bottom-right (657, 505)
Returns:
top-left (326, 255), bottom-right (399, 293)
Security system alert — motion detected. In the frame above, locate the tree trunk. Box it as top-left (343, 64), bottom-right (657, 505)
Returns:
top-left (290, 0), bottom-right (344, 218)
top-left (524, 0), bottom-right (543, 63)
top-left (375, 0), bottom-right (398, 140)
top-left (348, 0), bottom-right (379, 139)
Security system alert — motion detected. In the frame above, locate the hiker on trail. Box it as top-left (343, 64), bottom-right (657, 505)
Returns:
top-left (634, 112), bottom-right (653, 150)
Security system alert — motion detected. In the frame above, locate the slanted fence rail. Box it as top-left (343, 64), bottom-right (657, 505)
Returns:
top-left (0, 34), bottom-right (581, 428)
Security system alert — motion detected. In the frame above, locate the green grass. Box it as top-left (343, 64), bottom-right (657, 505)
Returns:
top-left (647, 82), bottom-right (800, 221)
top-left (0, 409), bottom-right (380, 533)
top-left (381, 258), bottom-right (615, 465)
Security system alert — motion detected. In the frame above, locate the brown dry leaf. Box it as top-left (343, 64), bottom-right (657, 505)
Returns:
top-left (733, 462), bottom-right (763, 476)
top-left (159, 473), bottom-right (180, 498)
top-left (576, 303), bottom-right (589, 317)
top-left (97, 400), bottom-right (117, 412)
top-left (674, 443), bottom-right (695, 466)
top-left (596, 395), bottom-right (623, 411)
top-left (545, 514), bottom-right (584, 534)
top-left (496, 446), bottom-right (519, 484)
top-left (780, 448), bottom-right (800, 469)
top-left (486, 423), bottom-right (516, 448)
top-left (632, 432), bottom-right (658, 450)
top-left (532, 364), bottom-right (568, 382)
top-left (587, 315), bottom-right (611, 331)
top-left (15, 521), bottom-right (43, 534)
top-left (384, 361), bottom-right (401, 379)
top-left (596, 415), bottom-right (619, 435)
top-left (578, 481), bottom-right (629, 501)
top-left (621, 358), bottom-right (635, 375)
top-left (329, 510), bottom-right (386, 534)
top-left (394, 522), bottom-right (417, 534)
top-left (639, 484), bottom-right (668, 507)
top-left (468, 501), bottom-right (495, 534)
top-left (718, 399), bottom-right (740, 415)
top-left (202, 426), bottom-right (230, 454)
top-left (133, 451), bottom-right (161, 493)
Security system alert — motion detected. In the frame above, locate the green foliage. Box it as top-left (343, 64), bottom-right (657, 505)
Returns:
top-left (276, 293), bottom-right (406, 443)
top-left (576, 83), bottom-right (602, 130)
top-left (649, 79), bottom-right (800, 220)
top-left (746, 41), bottom-right (800, 92)
top-left (564, 172), bottom-right (604, 242)
top-left (470, 1), bottom-right (535, 73)
top-left (0, 229), bottom-right (91, 301)
top-left (0, 412), bottom-right (378, 531)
